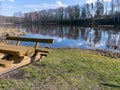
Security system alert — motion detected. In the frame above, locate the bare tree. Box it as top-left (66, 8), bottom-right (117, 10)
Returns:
top-left (74, 4), bottom-right (80, 19)
top-left (81, 6), bottom-right (86, 19)
top-left (67, 6), bottom-right (74, 20)
top-left (95, 0), bottom-right (104, 17)
top-left (85, 3), bottom-right (91, 18)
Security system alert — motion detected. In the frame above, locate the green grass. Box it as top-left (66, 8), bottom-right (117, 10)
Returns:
top-left (0, 49), bottom-right (120, 90)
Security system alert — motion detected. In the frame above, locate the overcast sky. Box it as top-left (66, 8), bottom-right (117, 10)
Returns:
top-left (0, 0), bottom-right (111, 16)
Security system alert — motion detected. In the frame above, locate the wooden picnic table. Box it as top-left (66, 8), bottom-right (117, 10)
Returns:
top-left (0, 37), bottom-right (54, 74)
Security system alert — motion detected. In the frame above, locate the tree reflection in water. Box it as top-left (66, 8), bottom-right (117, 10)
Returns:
top-left (22, 25), bottom-right (120, 52)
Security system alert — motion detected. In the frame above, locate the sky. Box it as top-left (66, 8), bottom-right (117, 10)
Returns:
top-left (0, 0), bottom-right (111, 16)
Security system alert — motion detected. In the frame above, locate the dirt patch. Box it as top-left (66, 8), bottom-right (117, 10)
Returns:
top-left (90, 49), bottom-right (120, 59)
top-left (0, 69), bottom-right (25, 79)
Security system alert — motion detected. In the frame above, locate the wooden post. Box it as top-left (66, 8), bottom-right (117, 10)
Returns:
top-left (16, 40), bottom-right (21, 46)
top-left (35, 42), bottom-right (39, 49)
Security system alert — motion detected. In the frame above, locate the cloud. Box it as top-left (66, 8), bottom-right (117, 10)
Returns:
top-left (0, 0), bottom-right (15, 2)
top-left (0, 0), bottom-right (4, 2)
top-left (103, 0), bottom-right (111, 2)
top-left (8, 0), bottom-right (14, 2)
top-left (24, 5), bottom-right (41, 8)
top-left (42, 1), bottom-right (68, 9)
top-left (86, 0), bottom-right (95, 4)
top-left (24, 1), bottom-right (68, 11)
top-left (56, 38), bottom-right (63, 42)
top-left (77, 42), bottom-right (84, 46)
top-left (1, 5), bottom-right (14, 9)
top-left (56, 1), bottom-right (68, 7)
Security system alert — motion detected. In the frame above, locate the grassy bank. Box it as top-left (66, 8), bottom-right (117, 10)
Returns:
top-left (0, 49), bottom-right (120, 90)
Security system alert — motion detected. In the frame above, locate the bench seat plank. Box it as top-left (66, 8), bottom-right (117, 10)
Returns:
top-left (36, 48), bottom-right (50, 53)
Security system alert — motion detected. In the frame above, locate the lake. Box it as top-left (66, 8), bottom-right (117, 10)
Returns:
top-left (18, 25), bottom-right (120, 52)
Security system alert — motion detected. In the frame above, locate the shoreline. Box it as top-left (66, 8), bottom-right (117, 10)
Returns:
top-left (0, 27), bottom-right (25, 43)
top-left (52, 48), bottom-right (120, 59)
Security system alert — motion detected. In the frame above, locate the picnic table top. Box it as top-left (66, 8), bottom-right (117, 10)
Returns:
top-left (0, 44), bottom-right (35, 57)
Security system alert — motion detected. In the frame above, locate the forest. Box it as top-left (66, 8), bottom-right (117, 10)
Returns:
top-left (0, 0), bottom-right (120, 27)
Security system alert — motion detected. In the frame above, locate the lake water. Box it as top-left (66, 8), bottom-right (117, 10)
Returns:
top-left (18, 25), bottom-right (120, 52)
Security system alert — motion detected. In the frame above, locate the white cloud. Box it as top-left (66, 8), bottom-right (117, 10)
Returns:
top-left (56, 1), bottom-right (68, 7)
top-left (8, 0), bottom-right (14, 2)
top-left (86, 0), bottom-right (95, 4)
top-left (77, 42), bottom-right (84, 46)
top-left (24, 5), bottom-right (41, 8)
top-left (104, 0), bottom-right (111, 2)
top-left (24, 1), bottom-right (68, 11)
top-left (1, 5), bottom-right (14, 9)
top-left (42, 1), bottom-right (68, 9)
top-left (0, 0), bottom-right (4, 1)
top-left (56, 38), bottom-right (63, 42)
top-left (33, 8), bottom-right (38, 11)
top-left (0, 0), bottom-right (15, 2)
top-left (0, 0), bottom-right (4, 2)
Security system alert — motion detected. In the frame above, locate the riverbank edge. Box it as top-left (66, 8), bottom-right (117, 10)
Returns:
top-left (53, 48), bottom-right (120, 59)
top-left (0, 27), bottom-right (25, 44)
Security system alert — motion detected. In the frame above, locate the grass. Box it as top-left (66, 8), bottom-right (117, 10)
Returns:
top-left (0, 49), bottom-right (120, 90)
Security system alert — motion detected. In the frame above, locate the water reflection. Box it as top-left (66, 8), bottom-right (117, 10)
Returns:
top-left (22, 25), bottom-right (120, 52)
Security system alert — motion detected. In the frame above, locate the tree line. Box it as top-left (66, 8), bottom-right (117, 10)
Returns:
top-left (13, 0), bottom-right (120, 27)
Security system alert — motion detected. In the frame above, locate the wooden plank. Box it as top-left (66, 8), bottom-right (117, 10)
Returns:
top-left (33, 53), bottom-right (42, 62)
top-left (0, 59), bottom-right (13, 68)
top-left (0, 44), bottom-right (35, 57)
top-left (16, 40), bottom-right (21, 46)
top-left (0, 49), bottom-right (24, 57)
top-left (41, 54), bottom-right (48, 57)
top-left (35, 42), bottom-right (39, 48)
top-left (0, 53), bottom-right (5, 59)
top-left (36, 48), bottom-right (50, 53)
top-left (37, 52), bottom-right (48, 58)
top-left (0, 56), bottom-right (31, 75)
top-left (0, 55), bottom-right (41, 75)
top-left (6, 37), bottom-right (54, 43)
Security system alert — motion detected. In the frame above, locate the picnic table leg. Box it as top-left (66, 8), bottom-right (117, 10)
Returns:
top-left (33, 52), bottom-right (42, 62)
